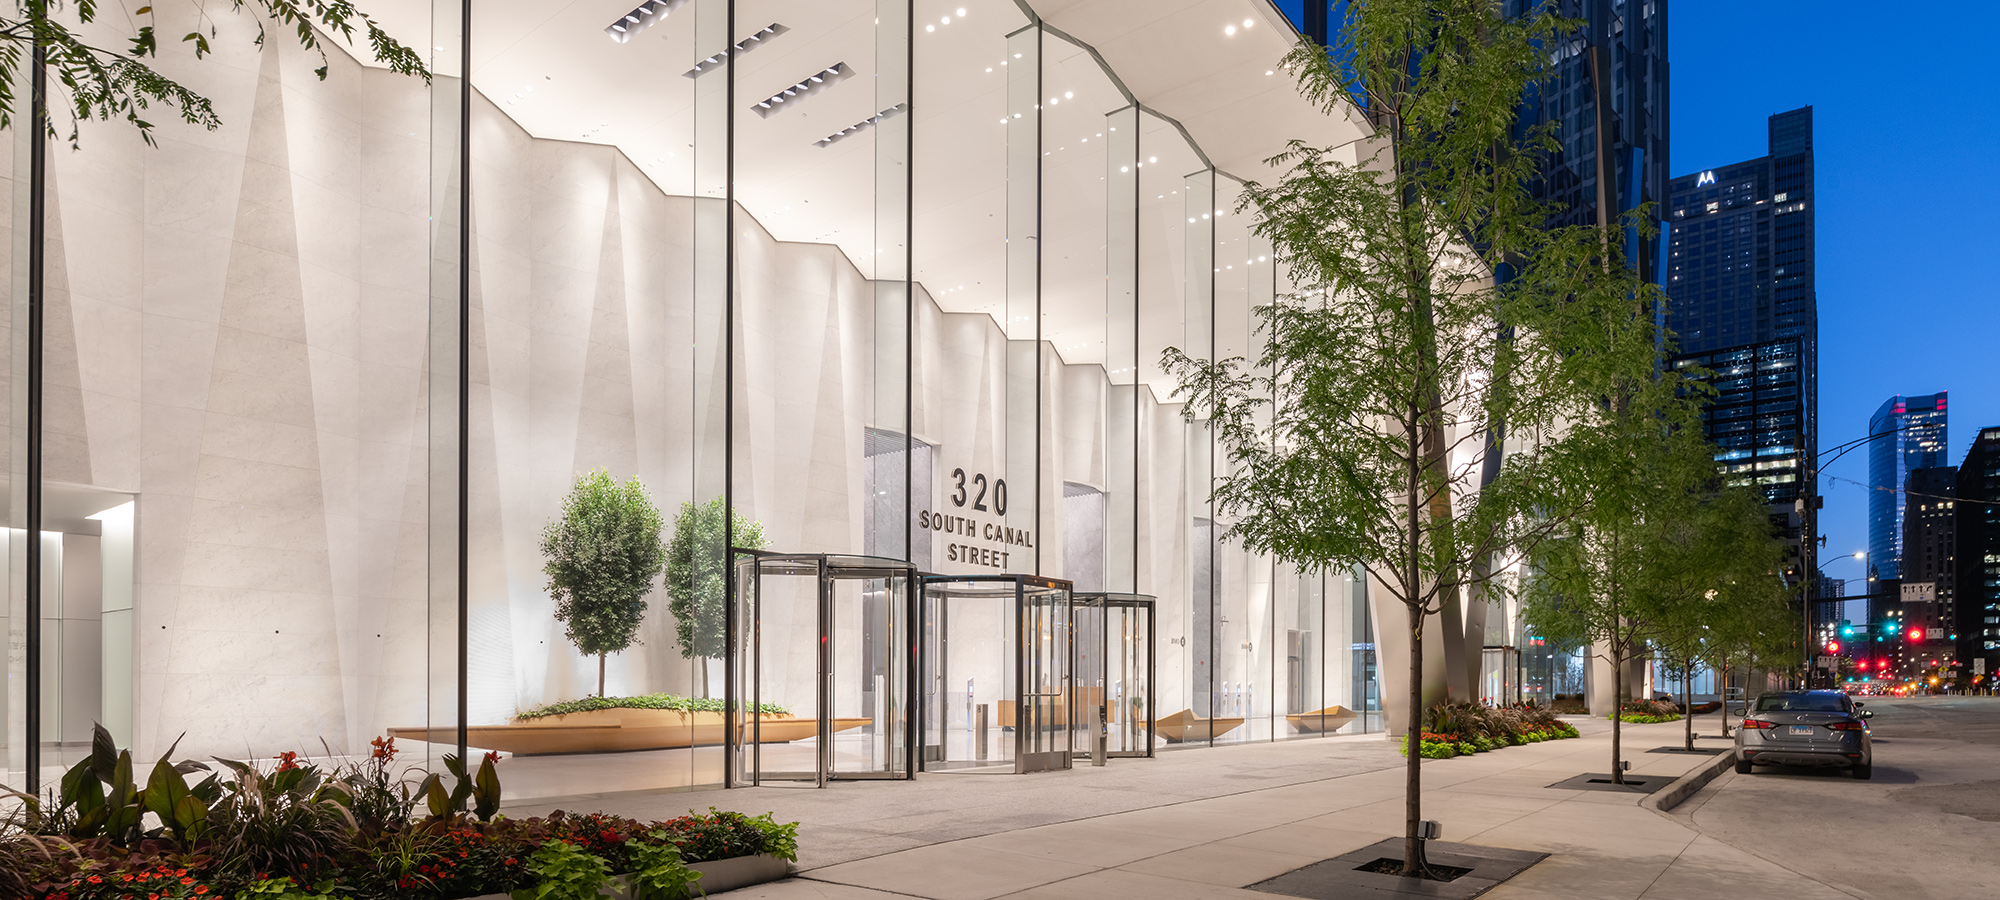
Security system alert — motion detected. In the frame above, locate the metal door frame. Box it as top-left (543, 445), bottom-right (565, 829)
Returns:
top-left (730, 551), bottom-right (919, 787)
top-left (918, 573), bottom-right (1075, 774)
top-left (1074, 592), bottom-right (1156, 759)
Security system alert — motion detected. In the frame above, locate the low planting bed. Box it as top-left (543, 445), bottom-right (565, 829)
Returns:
top-left (2, 729), bottom-right (796, 900)
top-left (1399, 702), bottom-right (1581, 759)
top-left (1614, 699), bottom-right (1685, 725)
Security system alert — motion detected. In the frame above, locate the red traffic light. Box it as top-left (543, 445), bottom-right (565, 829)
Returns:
top-left (1826, 641), bottom-right (1840, 655)
top-left (1909, 629), bottom-right (1924, 643)
top-left (1856, 659), bottom-right (1870, 670)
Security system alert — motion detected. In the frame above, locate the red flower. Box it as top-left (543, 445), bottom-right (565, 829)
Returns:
top-left (484, 750), bottom-right (503, 767)
top-left (274, 751), bottom-right (302, 773)
top-left (371, 735), bottom-right (399, 760)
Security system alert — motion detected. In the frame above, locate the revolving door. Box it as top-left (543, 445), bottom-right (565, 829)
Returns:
top-left (730, 554), bottom-right (918, 787)
top-left (1073, 594), bottom-right (1155, 758)
top-left (919, 575), bottom-right (1074, 774)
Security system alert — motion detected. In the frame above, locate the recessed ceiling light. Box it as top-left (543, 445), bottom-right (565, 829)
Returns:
top-left (1224, 25), bottom-right (1236, 35)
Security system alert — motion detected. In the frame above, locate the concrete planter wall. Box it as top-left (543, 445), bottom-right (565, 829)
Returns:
top-left (463, 853), bottom-right (792, 899)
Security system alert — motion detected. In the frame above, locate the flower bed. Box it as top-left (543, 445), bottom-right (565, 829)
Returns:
top-left (1614, 698), bottom-right (1683, 724)
top-left (1398, 702), bottom-right (1581, 758)
top-left (1, 729), bottom-right (797, 900)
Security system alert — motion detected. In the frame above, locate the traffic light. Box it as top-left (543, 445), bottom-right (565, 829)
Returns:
top-left (1910, 628), bottom-right (1925, 643)
top-left (1826, 641), bottom-right (1840, 654)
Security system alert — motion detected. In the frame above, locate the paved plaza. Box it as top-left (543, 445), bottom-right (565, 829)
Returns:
top-left (501, 701), bottom-right (2000, 899)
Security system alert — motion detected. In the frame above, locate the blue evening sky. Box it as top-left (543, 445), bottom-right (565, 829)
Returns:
top-left (1671, 1), bottom-right (1999, 573)
top-left (1273, 1), bottom-right (2000, 577)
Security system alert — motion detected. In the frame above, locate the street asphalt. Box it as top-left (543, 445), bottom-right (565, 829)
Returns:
top-left (1670, 694), bottom-right (2000, 900)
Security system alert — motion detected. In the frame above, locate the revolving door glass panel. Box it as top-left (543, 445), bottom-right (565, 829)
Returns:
top-left (920, 575), bottom-right (1074, 774)
top-left (731, 554), bottom-right (916, 787)
top-left (1074, 594), bottom-right (1155, 758)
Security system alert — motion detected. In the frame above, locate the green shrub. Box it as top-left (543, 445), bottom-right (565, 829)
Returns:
top-left (512, 840), bottom-right (612, 900)
top-left (518, 692), bottom-right (788, 721)
top-left (627, 837), bottom-right (702, 900)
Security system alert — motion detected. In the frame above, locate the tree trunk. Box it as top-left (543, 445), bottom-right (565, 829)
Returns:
top-left (699, 656), bottom-right (711, 699)
top-left (599, 652), bottom-right (608, 698)
top-left (1404, 604), bottom-right (1426, 876)
top-left (1683, 660), bottom-right (1695, 751)
top-left (1610, 645), bottom-right (1625, 784)
top-left (1720, 660), bottom-right (1732, 738)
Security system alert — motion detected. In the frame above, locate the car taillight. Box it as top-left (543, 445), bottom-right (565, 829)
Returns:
top-left (1740, 719), bottom-right (1776, 729)
top-left (1827, 721), bottom-right (1866, 731)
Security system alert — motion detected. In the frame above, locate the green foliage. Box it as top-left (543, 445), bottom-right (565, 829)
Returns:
top-left (235, 876), bottom-right (323, 900)
top-left (542, 469), bottom-right (668, 696)
top-left (418, 752), bottom-right (503, 823)
top-left (665, 498), bottom-right (768, 684)
top-left (1618, 714), bottom-right (1682, 725)
top-left (1167, 0), bottom-right (1663, 871)
top-left (511, 840), bottom-right (612, 900)
top-left (748, 811), bottom-right (800, 863)
top-left (627, 836), bottom-right (703, 900)
top-left (4, 729), bottom-right (799, 898)
top-left (517, 692), bottom-right (788, 721)
top-left (0, 0), bottom-right (427, 148)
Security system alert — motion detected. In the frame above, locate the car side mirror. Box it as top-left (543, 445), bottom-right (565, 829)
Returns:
top-left (1853, 701), bottom-right (1866, 707)
top-left (1858, 710), bottom-right (1874, 719)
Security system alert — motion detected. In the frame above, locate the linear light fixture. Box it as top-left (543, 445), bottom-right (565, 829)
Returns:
top-left (684, 23), bottom-right (789, 77)
top-left (605, 0), bottom-right (689, 43)
top-left (814, 103), bottom-right (908, 147)
top-left (753, 63), bottom-right (849, 118)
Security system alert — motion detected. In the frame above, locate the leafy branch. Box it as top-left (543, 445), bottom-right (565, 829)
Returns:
top-left (0, 0), bottom-right (427, 147)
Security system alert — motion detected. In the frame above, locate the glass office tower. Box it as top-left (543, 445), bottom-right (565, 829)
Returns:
top-left (0, 0), bottom-right (1386, 797)
top-left (1870, 392), bottom-right (1950, 581)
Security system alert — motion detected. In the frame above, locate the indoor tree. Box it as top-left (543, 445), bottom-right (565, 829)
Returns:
top-left (541, 469), bottom-right (667, 699)
top-left (665, 497), bottom-right (767, 698)
top-left (1163, 0), bottom-right (1661, 875)
top-left (0, 0), bottom-right (426, 146)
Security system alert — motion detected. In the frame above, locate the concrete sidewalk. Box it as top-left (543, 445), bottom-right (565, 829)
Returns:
top-left (520, 720), bottom-right (1861, 899)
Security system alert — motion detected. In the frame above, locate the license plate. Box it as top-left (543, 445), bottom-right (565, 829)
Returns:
top-left (1788, 725), bottom-right (1814, 736)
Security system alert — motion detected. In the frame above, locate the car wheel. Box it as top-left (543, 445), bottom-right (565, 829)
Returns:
top-left (1734, 757), bottom-right (1753, 774)
top-left (1851, 763), bottom-right (1872, 780)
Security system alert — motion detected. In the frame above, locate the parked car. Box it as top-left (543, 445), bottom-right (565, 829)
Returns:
top-left (1734, 690), bottom-right (1874, 779)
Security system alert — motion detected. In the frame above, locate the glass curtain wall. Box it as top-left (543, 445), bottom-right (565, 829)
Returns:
top-left (0, 0), bottom-right (1385, 799)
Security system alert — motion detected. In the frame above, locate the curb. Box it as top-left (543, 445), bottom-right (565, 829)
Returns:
top-left (1643, 747), bottom-right (1735, 813)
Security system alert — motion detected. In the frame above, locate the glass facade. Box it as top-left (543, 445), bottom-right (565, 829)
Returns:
top-left (0, 0), bottom-right (1381, 797)
top-left (1869, 392), bottom-right (1949, 581)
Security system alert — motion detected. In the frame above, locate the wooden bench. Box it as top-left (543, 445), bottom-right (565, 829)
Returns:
top-left (1152, 709), bottom-right (1245, 743)
top-left (1285, 705), bottom-right (1360, 734)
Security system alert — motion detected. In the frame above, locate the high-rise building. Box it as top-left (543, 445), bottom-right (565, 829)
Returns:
top-left (1957, 429), bottom-right (2000, 683)
top-left (1286, 0), bottom-right (1670, 280)
top-left (1901, 467), bottom-right (1957, 650)
top-left (1870, 392), bottom-right (1950, 579)
top-left (1663, 107), bottom-right (1818, 607)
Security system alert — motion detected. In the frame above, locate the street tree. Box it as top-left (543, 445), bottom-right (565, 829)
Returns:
top-left (665, 498), bottom-right (767, 698)
top-left (1163, 0), bottom-right (1662, 875)
top-left (1645, 482), bottom-right (1796, 751)
top-left (541, 469), bottom-right (667, 699)
top-left (1, 0), bottom-right (425, 146)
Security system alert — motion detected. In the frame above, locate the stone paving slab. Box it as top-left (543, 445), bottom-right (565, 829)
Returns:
top-left (555, 719), bottom-right (1860, 899)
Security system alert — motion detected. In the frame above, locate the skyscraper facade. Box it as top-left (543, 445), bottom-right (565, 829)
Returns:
top-left (1284, 0), bottom-right (1670, 282)
top-left (1901, 467), bottom-right (1957, 648)
top-left (1664, 107), bottom-right (1818, 601)
top-left (1957, 429), bottom-right (2000, 683)
top-left (1870, 392), bottom-right (1950, 580)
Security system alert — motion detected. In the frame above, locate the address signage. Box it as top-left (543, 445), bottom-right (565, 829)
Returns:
top-left (918, 467), bottom-right (1033, 569)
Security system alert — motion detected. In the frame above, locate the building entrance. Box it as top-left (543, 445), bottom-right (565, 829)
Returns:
top-left (1073, 594), bottom-right (1155, 758)
top-left (729, 554), bottom-right (918, 787)
top-left (920, 575), bottom-right (1074, 774)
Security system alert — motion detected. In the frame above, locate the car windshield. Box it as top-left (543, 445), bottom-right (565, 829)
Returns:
top-left (1756, 693), bottom-right (1847, 712)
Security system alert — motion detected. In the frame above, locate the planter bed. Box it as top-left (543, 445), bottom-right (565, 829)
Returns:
top-left (462, 854), bottom-right (793, 900)
top-left (5, 727), bottom-right (802, 900)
